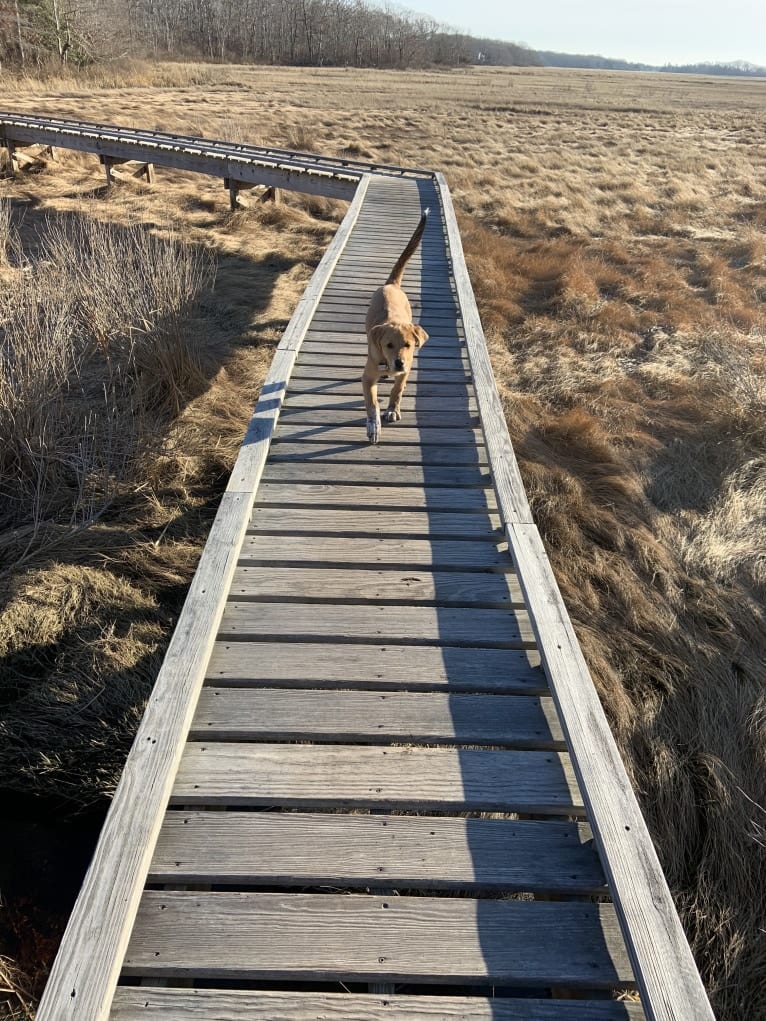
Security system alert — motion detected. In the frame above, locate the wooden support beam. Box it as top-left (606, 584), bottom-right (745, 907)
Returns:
top-left (101, 155), bottom-right (154, 187)
top-left (2, 140), bottom-right (58, 174)
top-left (224, 176), bottom-right (241, 210)
top-left (225, 178), bottom-right (281, 210)
top-left (3, 138), bottom-right (19, 175)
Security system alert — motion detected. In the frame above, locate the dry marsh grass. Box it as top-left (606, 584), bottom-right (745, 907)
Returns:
top-left (0, 64), bottom-right (765, 1017)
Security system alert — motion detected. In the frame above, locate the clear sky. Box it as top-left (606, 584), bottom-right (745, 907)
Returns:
top-left (404, 0), bottom-right (766, 67)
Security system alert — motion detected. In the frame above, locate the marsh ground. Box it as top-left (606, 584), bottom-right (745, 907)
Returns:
top-left (0, 64), bottom-right (764, 1018)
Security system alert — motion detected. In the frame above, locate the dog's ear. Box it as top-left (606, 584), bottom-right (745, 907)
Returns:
top-left (370, 324), bottom-right (388, 347)
top-left (413, 324), bottom-right (429, 348)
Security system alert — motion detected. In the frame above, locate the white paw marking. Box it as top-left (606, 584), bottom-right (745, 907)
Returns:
top-left (385, 407), bottom-right (401, 423)
top-left (367, 408), bottom-right (382, 444)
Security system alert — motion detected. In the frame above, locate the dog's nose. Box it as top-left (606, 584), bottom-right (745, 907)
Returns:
top-left (394, 358), bottom-right (404, 371)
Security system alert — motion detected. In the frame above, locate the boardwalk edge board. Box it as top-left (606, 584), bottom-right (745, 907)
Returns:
top-left (34, 169), bottom-right (370, 1021)
top-left (14, 115), bottom-right (714, 1021)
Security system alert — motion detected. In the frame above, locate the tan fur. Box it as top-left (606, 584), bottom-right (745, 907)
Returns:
top-left (362, 210), bottom-right (429, 443)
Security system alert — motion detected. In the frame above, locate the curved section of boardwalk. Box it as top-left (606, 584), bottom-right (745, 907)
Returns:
top-left (6, 120), bottom-right (714, 1021)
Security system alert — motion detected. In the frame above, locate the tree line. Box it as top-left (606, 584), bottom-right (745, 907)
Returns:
top-left (537, 49), bottom-right (766, 77)
top-left (0, 0), bottom-right (539, 70)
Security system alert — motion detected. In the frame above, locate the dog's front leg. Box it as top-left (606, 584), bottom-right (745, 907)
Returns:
top-left (362, 364), bottom-right (381, 444)
top-left (385, 371), bottom-right (408, 424)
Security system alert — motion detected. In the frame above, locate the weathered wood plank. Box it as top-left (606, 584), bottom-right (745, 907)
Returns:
top-left (255, 482), bottom-right (496, 510)
top-left (287, 379), bottom-right (470, 397)
top-left (320, 285), bottom-right (456, 297)
top-left (171, 744), bottom-right (582, 813)
top-left (240, 534), bottom-right (508, 568)
top-left (123, 892), bottom-right (630, 985)
top-left (191, 689), bottom-right (563, 747)
top-left (260, 461), bottom-right (491, 486)
top-left (506, 522), bottom-right (715, 1020)
top-left (150, 811), bottom-right (602, 892)
top-left (303, 336), bottom-right (466, 353)
top-left (307, 314), bottom-right (454, 330)
top-left (248, 507), bottom-right (500, 539)
top-left (267, 443), bottom-right (488, 465)
top-left (219, 602), bottom-right (535, 647)
top-left (231, 565), bottom-right (519, 607)
top-left (272, 424), bottom-right (482, 445)
top-left (297, 348), bottom-right (467, 365)
top-left (206, 641), bottom-right (545, 693)
top-left (283, 391), bottom-right (477, 412)
top-left (290, 366), bottom-right (470, 383)
top-left (298, 340), bottom-right (464, 357)
top-left (305, 318), bottom-right (459, 335)
top-left (275, 408), bottom-right (478, 426)
top-left (111, 987), bottom-right (644, 1020)
top-left (311, 296), bottom-right (458, 312)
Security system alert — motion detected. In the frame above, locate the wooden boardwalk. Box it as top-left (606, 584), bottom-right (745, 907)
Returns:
top-left (1, 117), bottom-right (714, 1020)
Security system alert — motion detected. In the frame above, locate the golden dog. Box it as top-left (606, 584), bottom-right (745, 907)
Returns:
top-left (363, 210), bottom-right (429, 443)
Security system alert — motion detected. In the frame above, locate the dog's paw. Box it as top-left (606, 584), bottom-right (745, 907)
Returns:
top-left (367, 409), bottom-right (382, 444)
top-left (385, 407), bottom-right (402, 424)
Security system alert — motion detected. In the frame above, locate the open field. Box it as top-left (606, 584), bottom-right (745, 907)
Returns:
top-left (1, 64), bottom-right (765, 1018)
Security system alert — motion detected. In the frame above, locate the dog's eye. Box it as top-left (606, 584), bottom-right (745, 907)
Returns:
top-left (387, 343), bottom-right (394, 349)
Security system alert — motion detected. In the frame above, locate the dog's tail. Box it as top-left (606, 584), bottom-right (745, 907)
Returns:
top-left (386, 208), bottom-right (429, 286)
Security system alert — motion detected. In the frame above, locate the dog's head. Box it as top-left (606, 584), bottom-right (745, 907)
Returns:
top-left (370, 322), bottom-right (428, 375)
